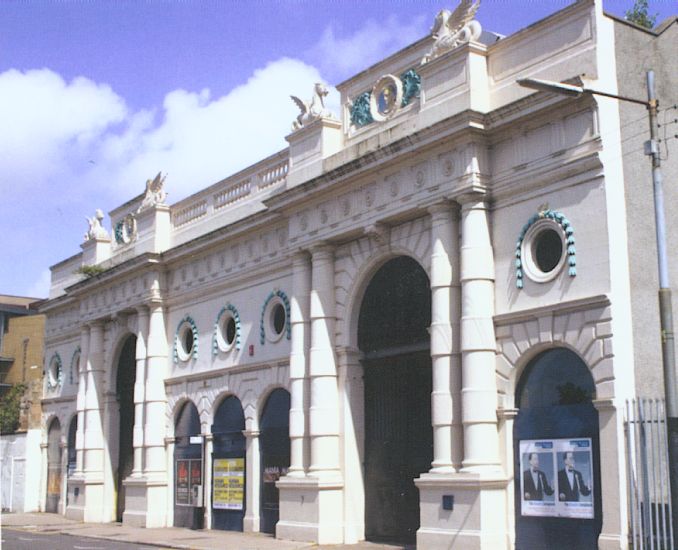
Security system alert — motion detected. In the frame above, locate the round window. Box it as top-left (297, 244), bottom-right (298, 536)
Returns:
top-left (216, 310), bottom-right (238, 352)
top-left (521, 220), bottom-right (567, 283)
top-left (264, 297), bottom-right (288, 343)
top-left (176, 321), bottom-right (197, 362)
top-left (47, 355), bottom-right (62, 389)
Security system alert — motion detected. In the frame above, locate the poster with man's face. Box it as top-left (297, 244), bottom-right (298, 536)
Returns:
top-left (519, 438), bottom-right (593, 519)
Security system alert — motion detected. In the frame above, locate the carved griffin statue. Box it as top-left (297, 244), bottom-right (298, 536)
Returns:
top-left (137, 172), bottom-right (167, 213)
top-left (421, 0), bottom-right (482, 64)
top-left (290, 83), bottom-right (334, 131)
top-left (84, 209), bottom-right (109, 241)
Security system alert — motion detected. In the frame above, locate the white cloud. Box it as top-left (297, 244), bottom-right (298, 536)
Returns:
top-left (26, 269), bottom-right (51, 299)
top-left (0, 60), bottom-right (337, 296)
top-left (310, 14), bottom-right (429, 82)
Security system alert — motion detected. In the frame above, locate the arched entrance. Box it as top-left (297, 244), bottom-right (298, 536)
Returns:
top-left (513, 348), bottom-right (602, 549)
top-left (115, 335), bottom-right (136, 522)
top-left (211, 395), bottom-right (245, 531)
top-left (174, 401), bottom-right (203, 529)
top-left (358, 255), bottom-right (432, 544)
top-left (46, 417), bottom-right (62, 513)
top-left (259, 388), bottom-right (290, 535)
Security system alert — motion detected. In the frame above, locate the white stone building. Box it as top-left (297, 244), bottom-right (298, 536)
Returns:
top-left (38, 1), bottom-right (677, 549)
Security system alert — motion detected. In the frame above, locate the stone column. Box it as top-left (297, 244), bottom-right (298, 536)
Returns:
top-left (459, 197), bottom-right (500, 472)
top-left (243, 429), bottom-right (261, 532)
top-left (84, 321), bottom-right (105, 478)
top-left (39, 442), bottom-right (48, 512)
top-left (132, 307), bottom-right (148, 477)
top-left (144, 303), bottom-right (168, 479)
top-left (289, 251), bottom-right (311, 477)
top-left (428, 203), bottom-right (461, 473)
top-left (308, 244), bottom-right (341, 478)
top-left (204, 434), bottom-right (213, 528)
top-left (74, 326), bottom-right (89, 475)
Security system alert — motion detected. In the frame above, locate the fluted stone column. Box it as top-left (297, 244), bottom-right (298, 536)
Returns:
top-left (459, 197), bottom-right (500, 472)
top-left (144, 303), bottom-right (168, 479)
top-left (243, 430), bottom-right (261, 532)
top-left (132, 307), bottom-right (148, 477)
top-left (84, 322), bottom-right (105, 478)
top-left (289, 251), bottom-right (311, 477)
top-left (308, 244), bottom-right (341, 478)
top-left (83, 321), bottom-right (105, 522)
top-left (428, 203), bottom-right (462, 473)
top-left (75, 326), bottom-right (89, 475)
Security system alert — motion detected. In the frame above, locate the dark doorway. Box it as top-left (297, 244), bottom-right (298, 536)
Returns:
top-left (115, 335), bottom-right (136, 522)
top-left (513, 348), bottom-right (602, 550)
top-left (211, 396), bottom-right (245, 531)
top-left (46, 417), bottom-right (62, 513)
top-left (174, 401), bottom-right (203, 529)
top-left (260, 389), bottom-right (290, 535)
top-left (358, 256), bottom-right (432, 544)
top-left (66, 416), bottom-right (77, 505)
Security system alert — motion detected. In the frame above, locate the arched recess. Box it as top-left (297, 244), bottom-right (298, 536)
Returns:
top-left (174, 400), bottom-right (203, 529)
top-left (513, 347), bottom-right (602, 550)
top-left (358, 255), bottom-right (432, 544)
top-left (211, 395), bottom-right (246, 532)
top-left (259, 388), bottom-right (290, 535)
top-left (66, 414), bottom-right (77, 506)
top-left (46, 417), bottom-right (62, 513)
top-left (114, 334), bottom-right (136, 522)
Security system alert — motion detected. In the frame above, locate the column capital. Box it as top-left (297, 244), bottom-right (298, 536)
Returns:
top-left (135, 304), bottom-right (150, 317)
top-left (428, 200), bottom-right (460, 219)
top-left (292, 248), bottom-right (311, 265)
top-left (455, 190), bottom-right (488, 207)
top-left (309, 242), bottom-right (335, 258)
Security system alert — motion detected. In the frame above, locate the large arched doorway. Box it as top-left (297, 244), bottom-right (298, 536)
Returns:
top-left (115, 335), bottom-right (136, 522)
top-left (174, 401), bottom-right (203, 529)
top-left (513, 348), bottom-right (602, 549)
top-left (46, 417), bottom-right (62, 513)
top-left (358, 255), bottom-right (433, 544)
top-left (259, 388), bottom-right (290, 535)
top-left (211, 395), bottom-right (246, 531)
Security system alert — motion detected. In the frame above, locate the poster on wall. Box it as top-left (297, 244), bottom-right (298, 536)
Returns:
top-left (520, 438), bottom-right (594, 519)
top-left (190, 459), bottom-right (203, 507)
top-left (212, 458), bottom-right (245, 510)
top-left (175, 459), bottom-right (190, 506)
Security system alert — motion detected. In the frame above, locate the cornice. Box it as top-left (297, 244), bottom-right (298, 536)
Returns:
top-left (494, 294), bottom-right (610, 325)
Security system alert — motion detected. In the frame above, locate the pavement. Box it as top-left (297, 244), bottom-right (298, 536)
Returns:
top-left (0, 512), bottom-right (412, 550)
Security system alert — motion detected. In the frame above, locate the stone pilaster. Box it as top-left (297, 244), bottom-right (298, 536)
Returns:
top-left (243, 430), bottom-right (261, 532)
top-left (144, 303), bottom-right (167, 479)
top-left (132, 306), bottom-right (148, 477)
top-left (288, 251), bottom-right (311, 477)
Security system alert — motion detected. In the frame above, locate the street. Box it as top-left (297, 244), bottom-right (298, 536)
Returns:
top-left (1, 528), bottom-right (166, 550)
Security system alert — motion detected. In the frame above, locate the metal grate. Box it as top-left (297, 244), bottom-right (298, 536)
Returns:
top-left (625, 398), bottom-right (674, 549)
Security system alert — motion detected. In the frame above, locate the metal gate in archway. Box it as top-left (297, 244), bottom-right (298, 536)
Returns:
top-left (46, 417), bottom-right (62, 513)
top-left (174, 401), bottom-right (203, 529)
top-left (358, 256), bottom-right (433, 544)
top-left (259, 388), bottom-right (290, 535)
top-left (211, 395), bottom-right (246, 532)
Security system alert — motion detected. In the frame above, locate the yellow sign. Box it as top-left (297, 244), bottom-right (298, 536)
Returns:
top-left (212, 458), bottom-right (245, 510)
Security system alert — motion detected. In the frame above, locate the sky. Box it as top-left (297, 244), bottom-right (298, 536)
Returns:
top-left (1, 0), bottom-right (675, 299)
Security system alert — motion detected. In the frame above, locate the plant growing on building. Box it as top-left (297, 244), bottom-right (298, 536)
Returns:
top-left (0, 383), bottom-right (27, 434)
top-left (75, 264), bottom-right (107, 277)
top-left (625, 0), bottom-right (657, 29)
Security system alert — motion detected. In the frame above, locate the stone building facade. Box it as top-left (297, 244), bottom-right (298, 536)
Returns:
top-left (39, 1), bottom-right (677, 548)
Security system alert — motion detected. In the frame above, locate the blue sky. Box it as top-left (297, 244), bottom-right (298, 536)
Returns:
top-left (1, 0), bottom-right (675, 298)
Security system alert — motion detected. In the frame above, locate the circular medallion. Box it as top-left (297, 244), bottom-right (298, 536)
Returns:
top-left (370, 75), bottom-right (403, 122)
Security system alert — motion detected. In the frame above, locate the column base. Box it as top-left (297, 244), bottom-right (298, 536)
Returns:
top-left (65, 476), bottom-right (86, 521)
top-left (415, 471), bottom-right (510, 550)
top-left (121, 476), bottom-right (169, 528)
top-left (81, 474), bottom-right (106, 523)
top-left (276, 475), bottom-right (344, 544)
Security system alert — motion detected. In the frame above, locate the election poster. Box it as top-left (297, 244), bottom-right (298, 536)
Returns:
top-left (212, 457), bottom-right (245, 510)
top-left (520, 437), bottom-right (594, 519)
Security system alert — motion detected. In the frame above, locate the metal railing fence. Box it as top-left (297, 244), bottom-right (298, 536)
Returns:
top-left (625, 398), bottom-right (674, 550)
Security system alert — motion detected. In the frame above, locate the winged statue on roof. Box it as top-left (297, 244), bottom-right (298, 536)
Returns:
top-left (290, 82), bottom-right (335, 131)
top-left (421, 0), bottom-right (482, 64)
top-left (137, 172), bottom-right (167, 213)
